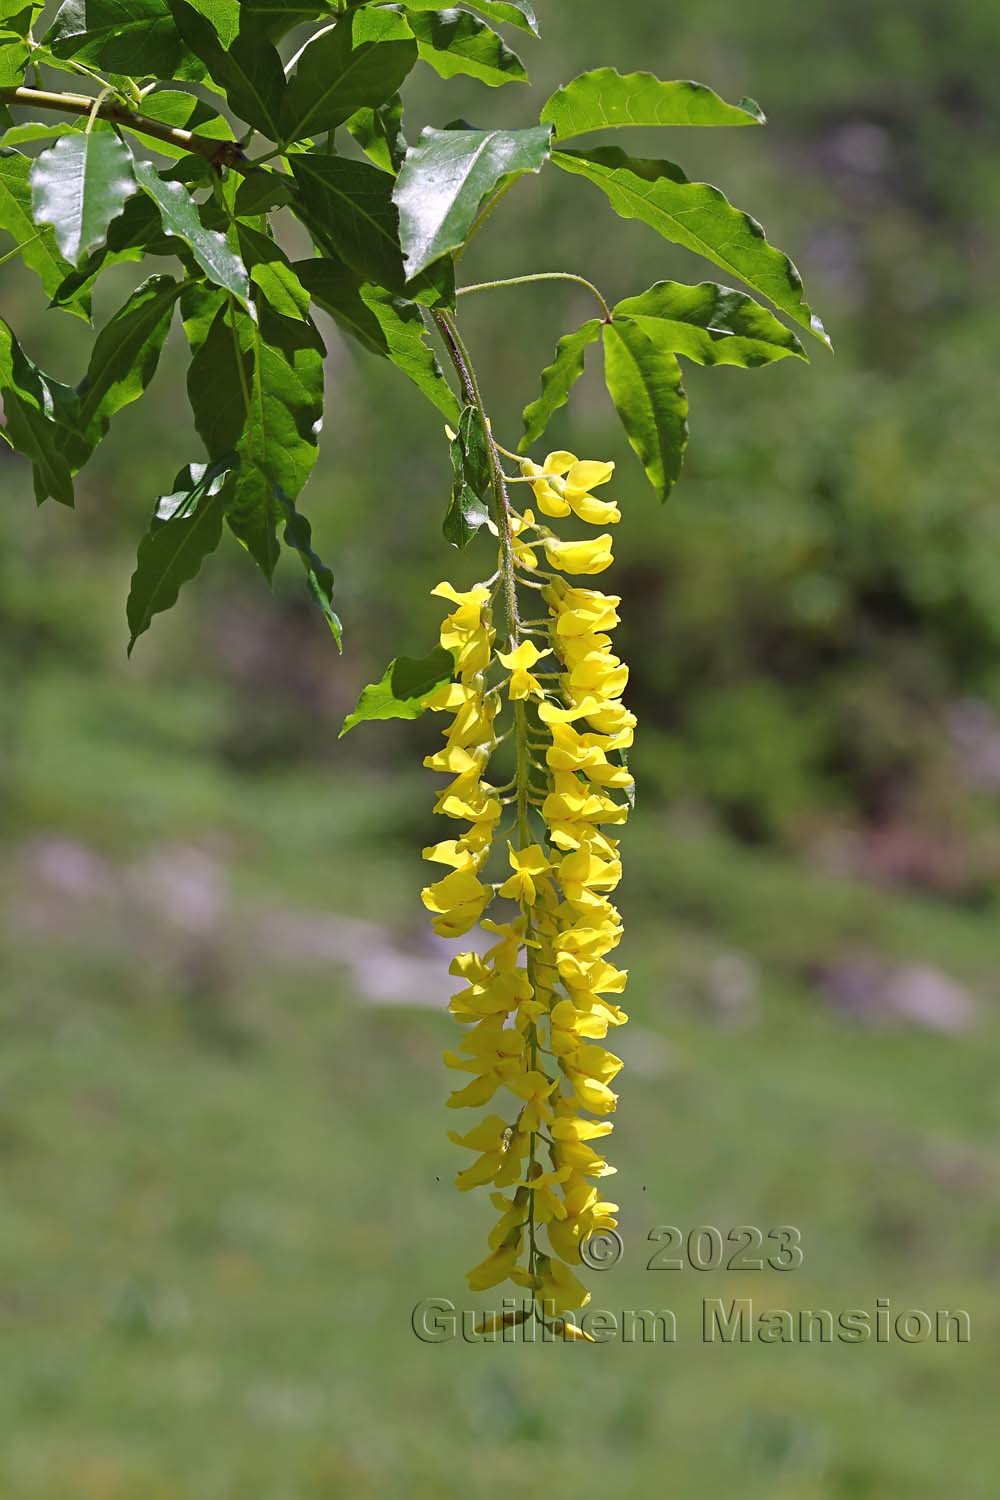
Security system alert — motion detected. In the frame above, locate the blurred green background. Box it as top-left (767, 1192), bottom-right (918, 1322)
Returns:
top-left (2, 2), bottom-right (999, 1495)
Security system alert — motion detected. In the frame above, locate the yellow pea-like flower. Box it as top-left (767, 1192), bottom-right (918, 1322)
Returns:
top-left (542, 533), bottom-right (615, 575)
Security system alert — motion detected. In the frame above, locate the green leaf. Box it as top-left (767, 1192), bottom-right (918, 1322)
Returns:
top-left (1, 120), bottom-right (83, 147)
top-left (68, 272), bottom-right (181, 468)
top-left (126, 456), bottom-right (233, 652)
top-left (186, 282), bottom-right (324, 580)
top-left (296, 257), bottom-right (459, 422)
top-left (274, 486), bottom-right (342, 648)
top-left (0, 147), bottom-right (84, 312)
top-left (30, 128), bottom-right (137, 266)
top-left (443, 475), bottom-right (489, 549)
top-left (406, 7), bottom-right (527, 88)
top-left (393, 123), bottom-right (551, 279)
top-left (132, 160), bottom-right (251, 305)
top-left (238, 0), bottom-right (335, 41)
top-left (402, 0), bottom-right (537, 35)
top-left (170, 0), bottom-right (285, 139)
top-left (237, 222), bottom-right (316, 324)
top-left (45, 0), bottom-right (202, 80)
top-left (0, 1), bottom-right (41, 38)
top-left (0, 318), bottom-right (77, 506)
top-left (185, 0), bottom-right (238, 43)
top-left (613, 281), bottom-right (807, 368)
top-left (455, 401), bottom-right (490, 494)
top-left (602, 316), bottom-right (688, 502)
top-left (281, 8), bottom-right (417, 144)
top-left (132, 89), bottom-right (234, 159)
top-left (0, 31), bottom-right (30, 84)
top-left (49, 191), bottom-right (168, 311)
top-left (291, 153), bottom-right (408, 291)
top-left (519, 317), bottom-right (601, 452)
top-left (553, 147), bottom-right (830, 347)
top-left (466, 0), bottom-right (536, 32)
top-left (179, 280), bottom-right (225, 354)
top-left (444, 406), bottom-right (490, 548)
top-left (340, 646), bottom-right (455, 736)
top-left (541, 69), bottom-right (764, 142)
top-left (345, 93), bottom-right (406, 173)
top-left (186, 300), bottom-right (248, 455)
top-left (233, 168), bottom-right (294, 218)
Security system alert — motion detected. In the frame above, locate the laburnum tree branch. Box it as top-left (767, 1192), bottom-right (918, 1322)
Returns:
top-left (0, 86), bottom-right (250, 171)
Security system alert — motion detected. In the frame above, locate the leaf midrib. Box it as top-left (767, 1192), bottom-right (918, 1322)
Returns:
top-left (77, 279), bottom-right (179, 430)
top-left (284, 27), bottom-right (410, 141)
top-left (554, 149), bottom-right (802, 325)
top-left (131, 486), bottom-right (225, 642)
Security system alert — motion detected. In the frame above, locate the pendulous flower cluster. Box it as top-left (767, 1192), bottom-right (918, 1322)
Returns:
top-left (421, 445), bottom-right (635, 1337)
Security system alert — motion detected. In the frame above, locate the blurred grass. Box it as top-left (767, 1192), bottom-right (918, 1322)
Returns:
top-left (2, 673), bottom-right (998, 1498)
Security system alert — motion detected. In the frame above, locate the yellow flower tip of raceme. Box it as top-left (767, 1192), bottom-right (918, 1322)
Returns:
top-left (424, 440), bottom-right (633, 1325)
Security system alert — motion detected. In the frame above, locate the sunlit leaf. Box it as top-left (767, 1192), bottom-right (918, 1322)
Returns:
top-left (126, 455), bottom-right (233, 652)
top-left (541, 69), bottom-right (764, 142)
top-left (0, 30), bottom-right (30, 84)
top-left (238, 0), bottom-right (335, 41)
top-left (402, 0), bottom-right (537, 35)
top-left (406, 7), bottom-right (527, 88)
top-left (131, 89), bottom-right (234, 159)
top-left (613, 281), bottom-right (807, 368)
top-left (340, 646), bottom-right (456, 735)
top-left (602, 315), bottom-right (689, 501)
top-left (393, 123), bottom-right (551, 278)
top-left (519, 317), bottom-right (601, 452)
top-left (281, 7), bottom-right (416, 143)
top-left (345, 94), bottom-right (406, 173)
top-left (170, 0), bottom-right (285, 138)
top-left (0, 147), bottom-right (85, 313)
top-left (30, 127), bottom-right (137, 266)
top-left (553, 146), bottom-right (830, 347)
top-left (0, 119), bottom-right (83, 146)
top-left (45, 0), bottom-right (203, 80)
top-left (133, 159), bottom-right (251, 306)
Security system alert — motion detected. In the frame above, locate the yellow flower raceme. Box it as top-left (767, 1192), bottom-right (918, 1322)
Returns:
top-left (423, 443), bottom-right (634, 1333)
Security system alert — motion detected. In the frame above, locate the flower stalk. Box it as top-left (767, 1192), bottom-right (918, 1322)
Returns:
top-left (424, 313), bottom-right (633, 1335)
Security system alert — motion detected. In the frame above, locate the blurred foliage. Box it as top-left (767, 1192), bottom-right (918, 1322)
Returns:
top-left (3, 0), bottom-right (1000, 888)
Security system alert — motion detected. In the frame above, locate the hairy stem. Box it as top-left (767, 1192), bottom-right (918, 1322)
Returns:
top-left (432, 308), bottom-right (520, 649)
top-left (458, 270), bottom-right (613, 323)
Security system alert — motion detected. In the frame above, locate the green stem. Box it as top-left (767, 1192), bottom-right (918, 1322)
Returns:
top-left (0, 230), bottom-right (43, 270)
top-left (0, 85), bottom-right (250, 172)
top-left (457, 270), bottom-right (613, 323)
top-left (432, 308), bottom-right (520, 650)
